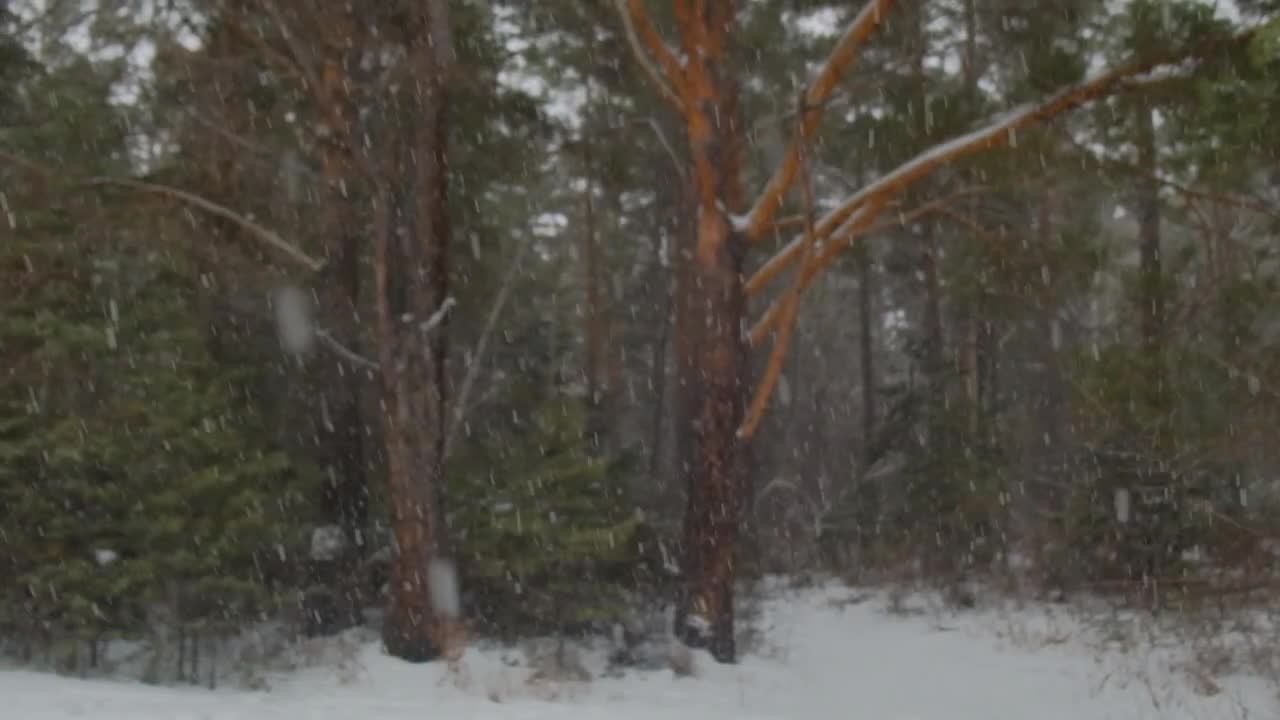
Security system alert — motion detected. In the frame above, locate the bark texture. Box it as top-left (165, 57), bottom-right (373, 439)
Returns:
top-left (375, 0), bottom-right (457, 662)
top-left (670, 0), bottom-right (748, 663)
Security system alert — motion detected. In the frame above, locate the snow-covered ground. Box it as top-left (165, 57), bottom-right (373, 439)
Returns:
top-left (5, 583), bottom-right (1277, 720)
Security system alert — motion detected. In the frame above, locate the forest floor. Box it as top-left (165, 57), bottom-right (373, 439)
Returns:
top-left (5, 580), bottom-right (1278, 719)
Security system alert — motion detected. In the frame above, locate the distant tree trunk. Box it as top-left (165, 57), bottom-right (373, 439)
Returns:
top-left (909, 0), bottom-right (946, 451)
top-left (314, 51), bottom-right (368, 631)
top-left (581, 130), bottom-right (607, 447)
top-left (647, 161), bottom-right (680, 491)
top-left (1135, 97), bottom-right (1164, 367)
top-left (920, 223), bottom-right (945, 422)
top-left (857, 246), bottom-right (876, 467)
top-left (671, 0), bottom-right (748, 663)
top-left (959, 0), bottom-right (982, 434)
top-left (375, 0), bottom-right (456, 662)
top-left (1034, 163), bottom-right (1066, 454)
top-left (312, 227), bottom-right (369, 633)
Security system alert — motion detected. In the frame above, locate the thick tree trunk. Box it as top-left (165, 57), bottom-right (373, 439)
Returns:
top-left (314, 50), bottom-right (368, 629)
top-left (671, 0), bottom-right (748, 663)
top-left (313, 229), bottom-right (369, 632)
top-left (376, 0), bottom-right (456, 662)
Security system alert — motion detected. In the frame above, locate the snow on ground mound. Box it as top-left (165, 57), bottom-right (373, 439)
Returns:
top-left (5, 583), bottom-right (1277, 719)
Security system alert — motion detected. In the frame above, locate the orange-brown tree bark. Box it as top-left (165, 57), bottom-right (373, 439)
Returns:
top-left (665, 0), bottom-right (749, 663)
top-left (371, 0), bottom-right (457, 662)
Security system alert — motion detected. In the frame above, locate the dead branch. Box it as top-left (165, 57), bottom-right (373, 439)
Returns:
top-left (443, 237), bottom-right (533, 458)
top-left (314, 329), bottom-right (380, 371)
top-left (614, 0), bottom-right (686, 111)
top-left (742, 0), bottom-right (899, 242)
top-left (262, 0), bottom-right (325, 93)
top-left (89, 177), bottom-right (326, 273)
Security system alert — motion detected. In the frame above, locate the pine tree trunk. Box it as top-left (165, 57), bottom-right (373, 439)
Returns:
top-left (317, 109), bottom-right (368, 632)
top-left (376, 0), bottom-right (455, 662)
top-left (671, 0), bottom-right (748, 663)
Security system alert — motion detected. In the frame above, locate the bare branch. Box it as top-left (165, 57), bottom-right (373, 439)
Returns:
top-left (262, 0), bottom-right (325, 92)
top-left (614, 0), bottom-right (686, 111)
top-left (90, 177), bottom-right (326, 273)
top-left (187, 113), bottom-right (326, 181)
top-left (645, 117), bottom-right (687, 179)
top-left (315, 329), bottom-right (380, 371)
top-left (444, 238), bottom-right (532, 458)
top-left (741, 0), bottom-right (899, 242)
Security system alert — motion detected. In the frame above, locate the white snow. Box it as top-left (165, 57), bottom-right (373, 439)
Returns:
top-left (309, 526), bottom-right (347, 562)
top-left (428, 558), bottom-right (462, 620)
top-left (4, 584), bottom-right (1276, 719)
top-left (92, 548), bottom-right (119, 567)
top-left (273, 285), bottom-right (315, 354)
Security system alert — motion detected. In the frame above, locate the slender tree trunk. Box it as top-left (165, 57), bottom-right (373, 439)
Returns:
top-left (647, 168), bottom-right (675, 488)
top-left (959, 0), bottom-right (982, 434)
top-left (1034, 162), bottom-right (1065, 454)
top-left (671, 0), bottom-right (748, 663)
top-left (909, 0), bottom-right (946, 452)
top-left (376, 0), bottom-right (456, 662)
top-left (857, 246), bottom-right (876, 467)
top-left (921, 223), bottom-right (945, 419)
top-left (1135, 97), bottom-right (1163, 366)
top-left (581, 129), bottom-right (607, 447)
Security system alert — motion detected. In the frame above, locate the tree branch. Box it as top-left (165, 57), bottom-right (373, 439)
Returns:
top-left (443, 237), bottom-right (532, 458)
top-left (748, 26), bottom-right (1255, 301)
top-left (746, 186), bottom-right (985, 297)
top-left (804, 27), bottom-right (1254, 249)
top-left (315, 329), bottom-right (380, 371)
top-left (89, 177), bottom-right (326, 273)
top-left (613, 0), bottom-right (686, 111)
top-left (749, 195), bottom-right (891, 346)
top-left (741, 0), bottom-right (899, 242)
top-left (739, 110), bottom-right (821, 440)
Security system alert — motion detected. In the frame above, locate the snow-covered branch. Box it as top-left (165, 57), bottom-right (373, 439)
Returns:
top-left (809, 27), bottom-right (1253, 245)
top-left (746, 186), bottom-right (984, 298)
top-left (748, 25), bottom-right (1255, 303)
